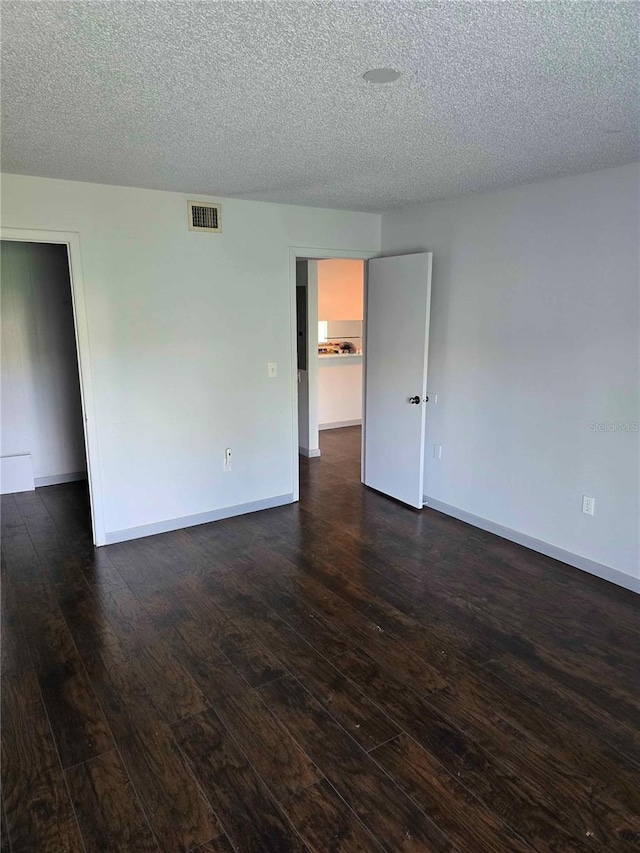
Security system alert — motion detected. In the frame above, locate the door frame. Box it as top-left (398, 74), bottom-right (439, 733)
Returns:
top-left (1, 227), bottom-right (106, 545)
top-left (289, 247), bottom-right (377, 501)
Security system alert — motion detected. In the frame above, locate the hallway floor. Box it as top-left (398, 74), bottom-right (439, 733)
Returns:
top-left (2, 427), bottom-right (639, 851)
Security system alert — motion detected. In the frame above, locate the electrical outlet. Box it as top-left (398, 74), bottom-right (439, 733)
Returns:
top-left (433, 444), bottom-right (442, 460)
top-left (224, 448), bottom-right (232, 472)
top-left (582, 495), bottom-right (595, 516)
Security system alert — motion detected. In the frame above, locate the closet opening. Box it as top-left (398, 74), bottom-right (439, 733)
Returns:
top-left (1, 239), bottom-right (93, 542)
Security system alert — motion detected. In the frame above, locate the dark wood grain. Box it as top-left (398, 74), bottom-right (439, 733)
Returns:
top-left (215, 619), bottom-right (290, 688)
top-left (65, 749), bottom-right (158, 851)
top-left (425, 666), bottom-right (640, 847)
top-left (13, 488), bottom-right (67, 551)
top-left (48, 543), bottom-right (128, 593)
top-left (3, 426), bottom-right (639, 853)
top-left (57, 583), bottom-right (120, 657)
top-left (105, 528), bottom-right (214, 591)
top-left (369, 734), bottom-right (534, 853)
top-left (1, 493), bottom-right (25, 539)
top-left (233, 546), bottom-right (454, 692)
top-left (17, 588), bottom-right (114, 768)
top-left (204, 570), bottom-right (402, 751)
top-left (83, 640), bottom-right (219, 853)
top-left (4, 538), bottom-right (115, 771)
top-left (38, 481), bottom-right (93, 550)
top-left (486, 654), bottom-right (640, 774)
top-left (193, 836), bottom-right (236, 852)
top-left (284, 779), bottom-right (383, 852)
top-left (258, 675), bottom-right (454, 851)
top-left (173, 708), bottom-right (308, 852)
top-left (97, 586), bottom-right (208, 723)
top-left (1, 569), bottom-right (85, 852)
top-left (172, 618), bottom-right (321, 800)
top-left (335, 645), bottom-right (604, 852)
top-left (1, 799), bottom-right (10, 853)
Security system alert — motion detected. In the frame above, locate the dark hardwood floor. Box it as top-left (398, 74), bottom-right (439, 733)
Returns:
top-left (2, 425), bottom-right (639, 852)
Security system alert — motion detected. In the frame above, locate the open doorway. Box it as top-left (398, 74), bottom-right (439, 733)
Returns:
top-left (1, 239), bottom-right (93, 541)
top-left (296, 256), bottom-right (365, 486)
top-left (292, 248), bottom-right (433, 510)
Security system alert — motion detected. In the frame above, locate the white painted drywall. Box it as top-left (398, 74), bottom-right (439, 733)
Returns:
top-left (1, 240), bottom-right (87, 485)
top-left (0, 174), bottom-right (380, 538)
top-left (297, 367), bottom-right (310, 451)
top-left (381, 163), bottom-right (640, 579)
top-left (318, 356), bottom-right (363, 429)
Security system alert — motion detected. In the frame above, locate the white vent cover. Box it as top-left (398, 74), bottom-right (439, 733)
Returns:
top-left (188, 201), bottom-right (221, 233)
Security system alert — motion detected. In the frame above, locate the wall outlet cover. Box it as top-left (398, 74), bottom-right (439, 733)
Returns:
top-left (582, 495), bottom-right (595, 515)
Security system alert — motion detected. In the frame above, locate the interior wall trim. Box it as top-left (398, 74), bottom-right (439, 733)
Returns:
top-left (104, 493), bottom-right (295, 546)
top-left (319, 419), bottom-right (362, 430)
top-left (35, 472), bottom-right (87, 488)
top-left (423, 496), bottom-right (639, 594)
top-left (299, 447), bottom-right (322, 458)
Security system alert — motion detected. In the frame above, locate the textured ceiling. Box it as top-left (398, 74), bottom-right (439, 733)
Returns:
top-left (1, 1), bottom-right (638, 212)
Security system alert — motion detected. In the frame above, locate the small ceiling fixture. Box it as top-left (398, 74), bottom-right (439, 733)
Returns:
top-left (362, 68), bottom-right (401, 84)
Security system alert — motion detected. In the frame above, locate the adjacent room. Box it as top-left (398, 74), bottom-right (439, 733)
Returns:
top-left (1, 2), bottom-right (638, 851)
top-left (317, 260), bottom-right (365, 433)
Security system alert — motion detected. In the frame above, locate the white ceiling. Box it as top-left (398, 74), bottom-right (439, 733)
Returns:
top-left (2, 1), bottom-right (638, 212)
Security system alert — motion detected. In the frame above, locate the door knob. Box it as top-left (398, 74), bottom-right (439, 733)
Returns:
top-left (409, 396), bottom-right (420, 404)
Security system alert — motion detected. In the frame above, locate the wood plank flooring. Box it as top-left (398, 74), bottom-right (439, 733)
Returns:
top-left (2, 426), bottom-right (639, 851)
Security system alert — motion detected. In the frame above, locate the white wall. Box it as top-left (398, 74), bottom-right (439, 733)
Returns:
top-left (382, 163), bottom-right (640, 581)
top-left (318, 357), bottom-right (363, 428)
top-left (1, 174), bottom-right (380, 540)
top-left (1, 240), bottom-right (86, 485)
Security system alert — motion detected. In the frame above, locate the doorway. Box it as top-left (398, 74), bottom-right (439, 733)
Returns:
top-left (291, 247), bottom-right (433, 509)
top-left (295, 254), bottom-right (368, 490)
top-left (0, 231), bottom-right (104, 544)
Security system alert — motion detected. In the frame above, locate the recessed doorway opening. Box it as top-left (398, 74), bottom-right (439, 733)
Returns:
top-left (296, 255), bottom-right (366, 494)
top-left (297, 256), bottom-right (365, 458)
top-left (290, 247), bottom-right (433, 510)
top-left (0, 231), bottom-right (104, 545)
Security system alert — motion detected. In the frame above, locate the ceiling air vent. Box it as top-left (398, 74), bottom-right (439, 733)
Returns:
top-left (188, 201), bottom-right (221, 233)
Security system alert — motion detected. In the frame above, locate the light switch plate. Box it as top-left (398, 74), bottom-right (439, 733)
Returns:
top-left (268, 362), bottom-right (277, 378)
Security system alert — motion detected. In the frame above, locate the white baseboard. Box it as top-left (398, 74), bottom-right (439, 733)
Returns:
top-left (35, 471), bottom-right (87, 487)
top-left (299, 447), bottom-right (322, 458)
top-left (319, 419), bottom-right (362, 430)
top-left (104, 493), bottom-right (295, 546)
top-left (423, 496), bottom-right (639, 594)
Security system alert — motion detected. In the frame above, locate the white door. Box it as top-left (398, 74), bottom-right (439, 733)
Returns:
top-left (362, 252), bottom-right (432, 508)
